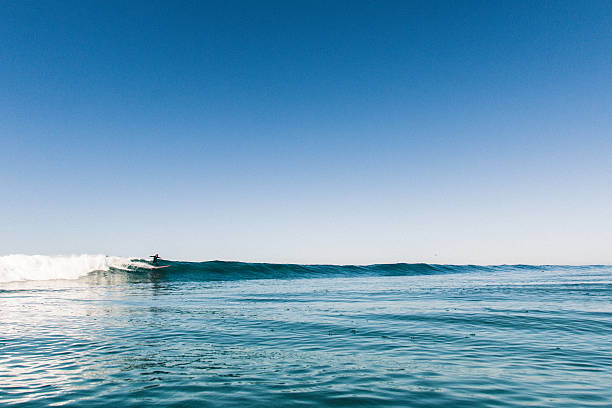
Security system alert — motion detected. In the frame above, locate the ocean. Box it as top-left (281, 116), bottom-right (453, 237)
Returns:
top-left (1, 255), bottom-right (611, 407)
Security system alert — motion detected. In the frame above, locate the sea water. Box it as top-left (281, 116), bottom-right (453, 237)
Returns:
top-left (1, 256), bottom-right (611, 407)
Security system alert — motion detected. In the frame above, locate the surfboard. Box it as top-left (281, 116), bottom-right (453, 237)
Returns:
top-left (151, 265), bottom-right (171, 269)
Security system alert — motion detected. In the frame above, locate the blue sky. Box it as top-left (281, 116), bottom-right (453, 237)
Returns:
top-left (2, 1), bottom-right (611, 264)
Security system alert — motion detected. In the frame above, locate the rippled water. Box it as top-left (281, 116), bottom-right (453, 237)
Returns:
top-left (1, 266), bottom-right (612, 407)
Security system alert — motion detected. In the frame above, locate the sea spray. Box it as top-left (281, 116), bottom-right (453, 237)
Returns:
top-left (0, 254), bottom-right (144, 283)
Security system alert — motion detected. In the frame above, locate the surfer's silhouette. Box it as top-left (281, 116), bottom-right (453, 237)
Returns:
top-left (150, 253), bottom-right (160, 265)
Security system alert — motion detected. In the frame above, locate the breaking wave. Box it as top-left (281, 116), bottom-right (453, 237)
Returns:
top-left (1, 254), bottom-right (604, 284)
top-left (0, 254), bottom-right (147, 283)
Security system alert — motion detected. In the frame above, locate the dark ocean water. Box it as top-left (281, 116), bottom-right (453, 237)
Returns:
top-left (1, 260), bottom-right (611, 407)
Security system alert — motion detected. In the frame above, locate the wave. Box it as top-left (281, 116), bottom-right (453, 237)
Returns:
top-left (0, 255), bottom-right (479, 283)
top-left (123, 260), bottom-right (574, 282)
top-left (1, 254), bottom-right (603, 284)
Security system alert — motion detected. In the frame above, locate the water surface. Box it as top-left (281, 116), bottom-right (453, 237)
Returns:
top-left (1, 262), bottom-right (611, 407)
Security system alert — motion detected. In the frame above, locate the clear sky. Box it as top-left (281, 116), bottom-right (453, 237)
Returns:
top-left (1, 1), bottom-right (611, 264)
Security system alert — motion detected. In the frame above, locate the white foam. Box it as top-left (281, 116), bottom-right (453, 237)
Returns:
top-left (0, 254), bottom-right (142, 283)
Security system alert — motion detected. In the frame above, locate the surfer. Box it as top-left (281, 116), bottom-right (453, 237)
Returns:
top-left (150, 253), bottom-right (160, 265)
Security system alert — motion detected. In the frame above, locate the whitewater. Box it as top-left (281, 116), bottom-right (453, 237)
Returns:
top-left (0, 254), bottom-right (147, 283)
top-left (2, 255), bottom-right (612, 407)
